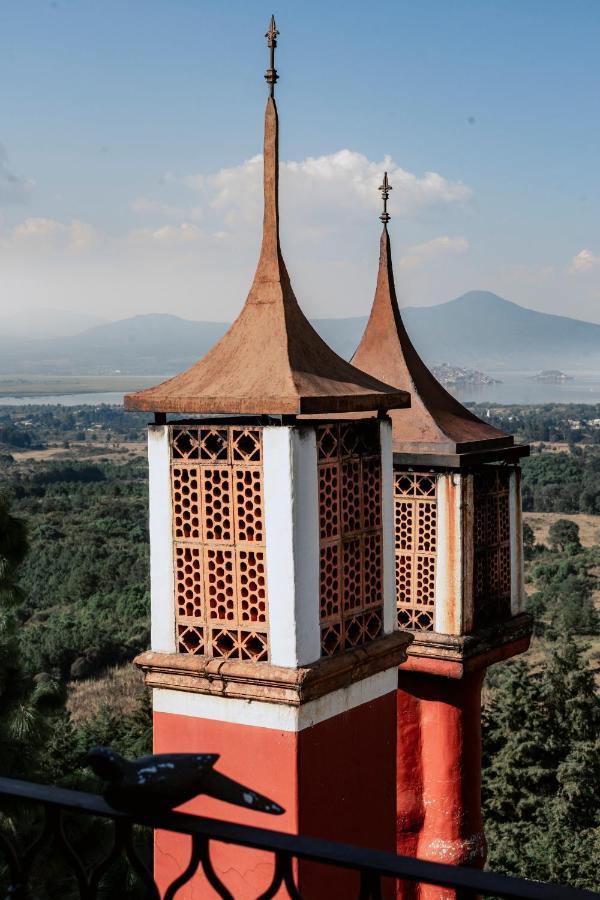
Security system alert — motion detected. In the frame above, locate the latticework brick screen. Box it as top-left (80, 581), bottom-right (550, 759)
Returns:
top-left (473, 468), bottom-right (511, 627)
top-left (394, 471), bottom-right (437, 631)
top-left (317, 423), bottom-right (384, 656)
top-left (170, 426), bottom-right (268, 661)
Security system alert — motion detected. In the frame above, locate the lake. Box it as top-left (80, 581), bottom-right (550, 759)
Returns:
top-left (453, 371), bottom-right (600, 405)
top-left (1, 372), bottom-right (600, 407)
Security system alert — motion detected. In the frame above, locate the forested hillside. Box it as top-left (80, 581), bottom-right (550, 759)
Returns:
top-left (0, 403), bottom-right (598, 893)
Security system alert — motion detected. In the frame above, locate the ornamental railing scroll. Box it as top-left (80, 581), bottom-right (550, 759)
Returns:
top-left (0, 776), bottom-right (596, 900)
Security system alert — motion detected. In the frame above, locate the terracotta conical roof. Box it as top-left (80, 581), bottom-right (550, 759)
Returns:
top-left (124, 24), bottom-right (409, 417)
top-left (351, 176), bottom-right (513, 455)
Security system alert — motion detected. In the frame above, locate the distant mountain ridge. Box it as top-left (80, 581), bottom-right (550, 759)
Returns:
top-left (0, 307), bottom-right (107, 340)
top-left (1, 291), bottom-right (599, 375)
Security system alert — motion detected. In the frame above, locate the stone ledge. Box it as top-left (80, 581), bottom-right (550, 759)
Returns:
top-left (400, 614), bottom-right (533, 679)
top-left (135, 631), bottom-right (413, 706)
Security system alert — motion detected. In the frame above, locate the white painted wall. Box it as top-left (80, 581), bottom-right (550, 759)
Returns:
top-left (509, 467), bottom-right (525, 616)
top-left (263, 426), bottom-right (320, 667)
top-left (379, 419), bottom-right (397, 635)
top-left (434, 473), bottom-right (464, 635)
top-left (152, 667), bottom-right (397, 732)
top-left (148, 425), bottom-right (176, 653)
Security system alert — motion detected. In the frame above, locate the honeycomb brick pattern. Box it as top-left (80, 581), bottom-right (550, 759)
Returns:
top-left (171, 425), bottom-right (268, 661)
top-left (394, 471), bottom-right (438, 632)
top-left (473, 468), bottom-right (512, 627)
top-left (317, 422), bottom-right (384, 656)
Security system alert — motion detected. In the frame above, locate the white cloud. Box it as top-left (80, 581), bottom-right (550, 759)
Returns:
top-left (130, 196), bottom-right (202, 221)
top-left (570, 249), bottom-right (600, 273)
top-left (0, 151), bottom-right (474, 320)
top-left (7, 217), bottom-right (96, 252)
top-left (0, 144), bottom-right (34, 205)
top-left (130, 150), bottom-right (472, 254)
top-left (128, 222), bottom-right (204, 245)
top-left (202, 150), bottom-right (472, 229)
top-left (399, 236), bottom-right (469, 270)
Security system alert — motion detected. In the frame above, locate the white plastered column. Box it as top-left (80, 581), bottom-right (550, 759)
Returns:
top-left (379, 419), bottom-right (397, 635)
top-left (263, 426), bottom-right (321, 667)
top-left (509, 467), bottom-right (525, 616)
top-left (434, 473), bottom-right (472, 635)
top-left (148, 425), bottom-right (176, 652)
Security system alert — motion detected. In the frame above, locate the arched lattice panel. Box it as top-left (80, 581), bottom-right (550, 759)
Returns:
top-left (318, 422), bottom-right (384, 656)
top-left (170, 425), bottom-right (269, 660)
top-left (473, 468), bottom-right (512, 626)
top-left (394, 471), bottom-right (437, 632)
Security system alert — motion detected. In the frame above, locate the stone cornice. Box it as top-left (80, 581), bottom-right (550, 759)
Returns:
top-left (135, 631), bottom-right (413, 706)
top-left (399, 614), bottom-right (533, 679)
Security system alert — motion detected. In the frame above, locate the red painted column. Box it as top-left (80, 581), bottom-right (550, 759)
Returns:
top-left (152, 690), bottom-right (397, 899)
top-left (396, 689), bottom-right (424, 900)
top-left (396, 668), bottom-right (486, 900)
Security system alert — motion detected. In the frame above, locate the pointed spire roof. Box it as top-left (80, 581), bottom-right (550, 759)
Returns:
top-left (351, 174), bottom-right (514, 456)
top-left (125, 23), bottom-right (409, 417)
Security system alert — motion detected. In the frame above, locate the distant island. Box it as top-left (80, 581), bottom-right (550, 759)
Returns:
top-left (432, 363), bottom-right (501, 387)
top-left (532, 370), bottom-right (574, 383)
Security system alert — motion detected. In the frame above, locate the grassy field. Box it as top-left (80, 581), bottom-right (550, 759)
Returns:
top-left (11, 440), bottom-right (146, 462)
top-left (524, 510), bottom-right (600, 547)
top-left (0, 375), bottom-right (162, 397)
top-left (67, 664), bottom-right (146, 724)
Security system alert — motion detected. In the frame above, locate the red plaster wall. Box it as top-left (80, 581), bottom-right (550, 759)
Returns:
top-left (153, 691), bottom-right (397, 899)
top-left (153, 711), bottom-right (298, 899)
top-left (298, 691), bottom-right (397, 898)
top-left (396, 672), bottom-right (486, 900)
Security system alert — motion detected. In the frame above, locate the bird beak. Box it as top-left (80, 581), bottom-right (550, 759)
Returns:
top-left (201, 769), bottom-right (285, 815)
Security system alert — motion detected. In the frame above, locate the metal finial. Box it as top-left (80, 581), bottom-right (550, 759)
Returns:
top-left (379, 172), bottom-right (392, 225)
top-left (265, 15), bottom-right (279, 97)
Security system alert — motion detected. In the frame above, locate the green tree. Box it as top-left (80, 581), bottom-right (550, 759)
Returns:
top-left (522, 522), bottom-right (536, 560)
top-left (548, 518), bottom-right (581, 552)
top-left (482, 638), bottom-right (600, 890)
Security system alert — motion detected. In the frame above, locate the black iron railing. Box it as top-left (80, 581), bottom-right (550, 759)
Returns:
top-left (0, 776), bottom-right (597, 900)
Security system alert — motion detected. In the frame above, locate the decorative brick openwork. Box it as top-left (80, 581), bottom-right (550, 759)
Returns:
top-left (473, 468), bottom-right (511, 627)
top-left (317, 422), bottom-right (384, 656)
top-left (171, 425), bottom-right (268, 661)
top-left (394, 471), bottom-right (437, 632)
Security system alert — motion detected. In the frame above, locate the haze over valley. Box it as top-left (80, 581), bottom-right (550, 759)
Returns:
top-left (2, 291), bottom-right (600, 379)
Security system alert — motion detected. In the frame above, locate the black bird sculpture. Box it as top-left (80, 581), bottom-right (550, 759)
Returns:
top-left (87, 747), bottom-right (284, 816)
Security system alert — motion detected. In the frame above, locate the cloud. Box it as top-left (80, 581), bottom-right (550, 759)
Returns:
top-left (399, 236), bottom-right (469, 270)
top-left (5, 217), bottom-right (96, 252)
top-left (570, 249), bottom-right (600, 273)
top-left (128, 222), bottom-right (204, 245)
top-left (130, 196), bottom-right (202, 221)
top-left (0, 150), bottom-right (474, 320)
top-left (0, 144), bottom-right (34, 205)
top-left (206, 150), bottom-right (472, 226)
top-left (153, 150), bottom-right (473, 238)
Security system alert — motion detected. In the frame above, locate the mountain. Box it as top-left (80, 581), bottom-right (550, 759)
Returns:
top-left (401, 291), bottom-right (600, 371)
top-left (1, 292), bottom-right (599, 375)
top-left (0, 307), bottom-right (107, 339)
top-left (0, 315), bottom-right (229, 375)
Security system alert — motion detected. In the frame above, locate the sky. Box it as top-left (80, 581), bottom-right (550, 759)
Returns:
top-left (0, 0), bottom-right (599, 325)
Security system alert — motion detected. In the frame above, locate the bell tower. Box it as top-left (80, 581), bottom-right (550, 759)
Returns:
top-left (127, 23), bottom-right (411, 899)
top-left (351, 176), bottom-right (532, 897)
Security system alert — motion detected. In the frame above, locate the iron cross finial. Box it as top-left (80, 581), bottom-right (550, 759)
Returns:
top-left (379, 172), bottom-right (392, 225)
top-left (265, 15), bottom-right (279, 97)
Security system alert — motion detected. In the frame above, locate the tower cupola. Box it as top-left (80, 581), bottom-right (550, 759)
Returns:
top-left (131, 25), bottom-right (411, 897)
top-left (357, 179), bottom-right (533, 890)
top-left (124, 35), bottom-right (409, 418)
